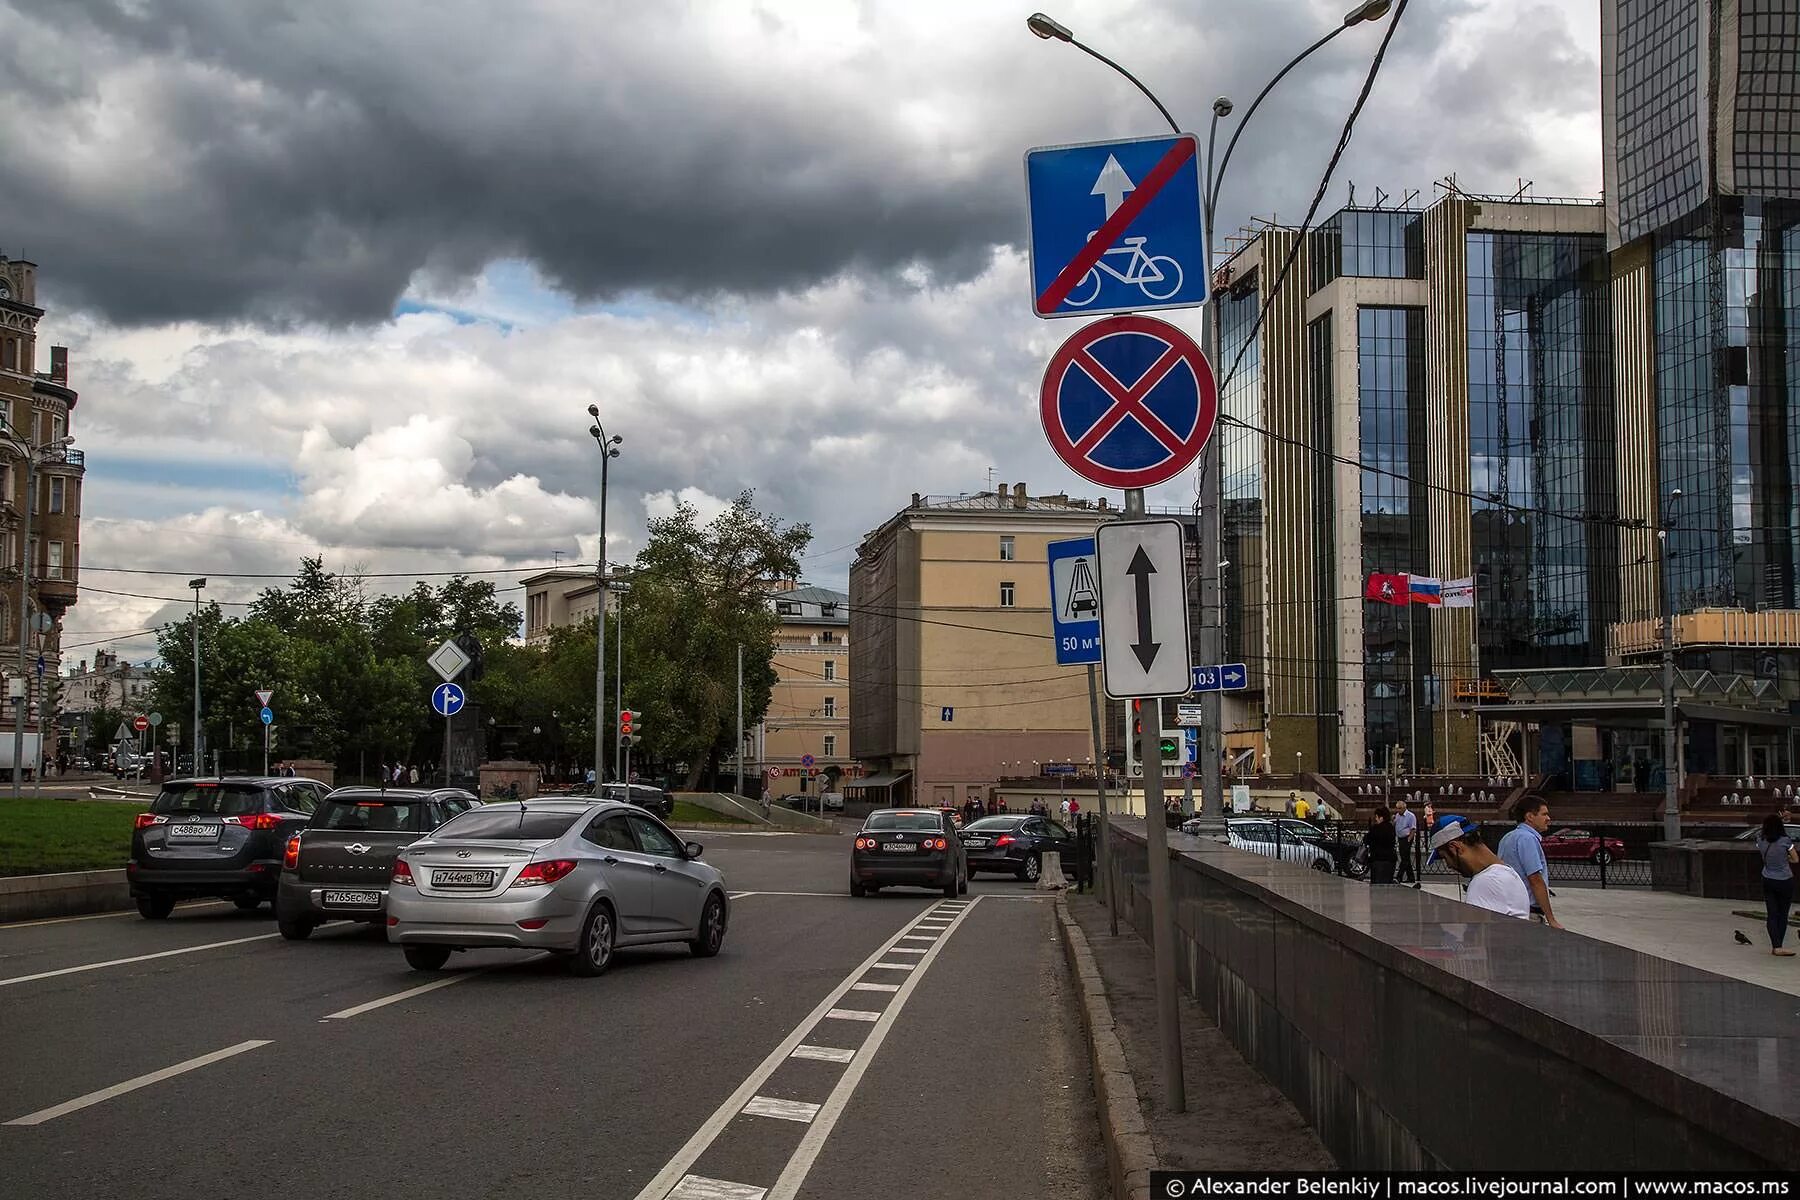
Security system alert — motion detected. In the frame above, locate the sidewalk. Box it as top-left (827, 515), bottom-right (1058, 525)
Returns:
top-left (1420, 882), bottom-right (1800, 998)
top-left (1064, 892), bottom-right (1333, 1173)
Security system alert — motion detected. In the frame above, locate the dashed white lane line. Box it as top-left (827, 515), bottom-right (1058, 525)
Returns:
top-left (822, 1008), bottom-right (880, 1022)
top-left (868, 961), bottom-right (916, 971)
top-left (887, 947), bottom-right (929, 955)
top-left (630, 901), bottom-right (965, 1200)
top-left (0, 900), bottom-right (230, 930)
top-left (319, 968), bottom-right (492, 1020)
top-left (848, 982), bottom-right (897, 993)
top-left (790, 1045), bottom-right (856, 1064)
top-left (0, 932), bottom-right (281, 988)
top-left (898, 935), bottom-right (937, 943)
top-left (5, 1039), bottom-right (271, 1126)
top-left (742, 1096), bottom-right (821, 1123)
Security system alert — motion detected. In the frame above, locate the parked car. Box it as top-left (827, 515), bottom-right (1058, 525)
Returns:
top-left (275, 787), bottom-right (480, 940)
top-left (128, 777), bottom-right (328, 918)
top-left (1224, 817), bottom-right (1336, 873)
top-left (1542, 827), bottom-right (1629, 865)
top-left (959, 814), bottom-right (1077, 882)
top-left (387, 799), bottom-right (728, 975)
top-left (595, 782), bottom-right (674, 819)
top-left (1734, 823), bottom-right (1800, 842)
top-left (850, 808), bottom-right (967, 897)
top-left (1269, 817), bottom-right (1369, 879)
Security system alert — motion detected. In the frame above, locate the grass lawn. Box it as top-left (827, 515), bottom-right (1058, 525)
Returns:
top-left (670, 800), bottom-right (751, 826)
top-left (0, 797), bottom-right (146, 876)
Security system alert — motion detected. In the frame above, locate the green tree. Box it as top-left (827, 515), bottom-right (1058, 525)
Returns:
top-left (85, 703), bottom-right (126, 762)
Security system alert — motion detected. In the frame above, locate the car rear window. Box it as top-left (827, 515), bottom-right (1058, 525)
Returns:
top-left (312, 800), bottom-right (422, 833)
top-left (151, 784), bottom-right (268, 816)
top-left (434, 807), bottom-right (582, 841)
top-left (963, 817), bottom-right (1023, 832)
top-left (865, 812), bottom-right (942, 832)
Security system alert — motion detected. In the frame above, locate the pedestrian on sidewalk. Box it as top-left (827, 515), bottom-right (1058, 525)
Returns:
top-left (1393, 798), bottom-right (1418, 884)
top-left (1754, 812), bottom-right (1797, 956)
top-left (1426, 814), bottom-right (1530, 919)
top-left (1499, 796), bottom-right (1562, 929)
top-left (1363, 806), bottom-right (1398, 884)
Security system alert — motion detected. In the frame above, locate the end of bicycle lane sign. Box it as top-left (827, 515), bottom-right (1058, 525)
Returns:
top-left (1024, 133), bottom-right (1209, 319)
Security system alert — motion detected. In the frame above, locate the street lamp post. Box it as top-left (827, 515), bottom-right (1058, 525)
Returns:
top-left (188, 579), bottom-right (205, 775)
top-left (587, 408), bottom-right (622, 787)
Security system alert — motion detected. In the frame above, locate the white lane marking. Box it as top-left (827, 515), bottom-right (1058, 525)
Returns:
top-left (728, 892), bottom-right (757, 899)
top-left (868, 961), bottom-right (915, 971)
top-left (669, 1177), bottom-right (766, 1200)
top-left (630, 902), bottom-right (958, 1200)
top-left (5, 1039), bottom-right (271, 1126)
top-left (899, 935), bottom-right (937, 942)
top-left (0, 900), bottom-right (230, 930)
top-left (790, 1045), bottom-right (856, 1064)
top-left (887, 947), bottom-right (928, 956)
top-left (823, 1008), bottom-right (880, 1022)
top-left (849, 981), bottom-right (898, 993)
top-left (724, 891), bottom-right (855, 899)
top-left (0, 932), bottom-right (280, 988)
top-left (742, 1096), bottom-right (821, 1123)
top-left (765, 900), bottom-right (983, 1200)
top-left (320, 968), bottom-right (492, 1020)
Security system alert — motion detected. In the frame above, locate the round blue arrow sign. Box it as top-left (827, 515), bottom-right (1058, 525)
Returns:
top-left (431, 682), bottom-right (466, 718)
top-left (259, 706), bottom-right (274, 725)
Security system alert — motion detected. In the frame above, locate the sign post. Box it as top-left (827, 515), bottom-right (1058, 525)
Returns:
top-left (1049, 534), bottom-right (1119, 930)
top-left (431, 682), bottom-right (466, 788)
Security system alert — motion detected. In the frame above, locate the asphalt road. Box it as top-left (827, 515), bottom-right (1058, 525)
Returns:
top-left (0, 829), bottom-right (1106, 1200)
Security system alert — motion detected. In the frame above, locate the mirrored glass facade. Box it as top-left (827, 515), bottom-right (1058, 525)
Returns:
top-left (1734, 1), bottom-right (1800, 199)
top-left (1310, 210), bottom-right (1424, 293)
top-left (1466, 232), bottom-right (1619, 672)
top-left (1220, 277), bottom-right (1264, 688)
top-left (1307, 314), bottom-right (1339, 769)
top-left (1612, 0), bottom-right (1706, 245)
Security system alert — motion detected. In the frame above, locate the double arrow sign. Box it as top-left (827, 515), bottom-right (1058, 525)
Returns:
top-left (1095, 520), bottom-right (1191, 700)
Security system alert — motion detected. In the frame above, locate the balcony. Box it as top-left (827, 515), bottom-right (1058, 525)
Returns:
top-left (37, 446), bottom-right (83, 474)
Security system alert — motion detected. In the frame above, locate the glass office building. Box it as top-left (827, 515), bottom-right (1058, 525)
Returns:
top-left (1219, 277), bottom-right (1264, 691)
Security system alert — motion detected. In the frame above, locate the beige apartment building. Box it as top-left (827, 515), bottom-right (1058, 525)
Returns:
top-left (521, 568), bottom-right (610, 645)
top-left (849, 486), bottom-right (1114, 808)
top-left (755, 585), bottom-right (852, 801)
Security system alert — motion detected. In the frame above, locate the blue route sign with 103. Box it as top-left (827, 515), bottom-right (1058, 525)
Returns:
top-left (431, 682), bottom-right (466, 717)
top-left (1024, 133), bottom-right (1209, 319)
top-left (1047, 536), bottom-right (1102, 665)
top-left (1190, 663), bottom-right (1248, 692)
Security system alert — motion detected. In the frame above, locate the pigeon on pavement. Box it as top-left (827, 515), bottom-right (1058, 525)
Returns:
top-left (1735, 930), bottom-right (1753, 945)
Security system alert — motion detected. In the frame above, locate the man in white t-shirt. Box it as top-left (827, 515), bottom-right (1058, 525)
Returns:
top-left (1426, 814), bottom-right (1529, 918)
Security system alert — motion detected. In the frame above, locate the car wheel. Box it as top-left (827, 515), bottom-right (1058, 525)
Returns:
top-left (278, 914), bottom-right (316, 941)
top-left (849, 879), bottom-right (865, 897)
top-left (404, 945), bottom-right (452, 972)
top-left (942, 869), bottom-right (958, 898)
top-left (958, 868), bottom-right (969, 895)
top-left (966, 868), bottom-right (978, 881)
top-left (233, 896), bottom-right (263, 911)
top-left (137, 894), bottom-right (175, 920)
top-left (1310, 857), bottom-right (1333, 873)
top-left (568, 902), bottom-right (616, 977)
top-left (1020, 854), bottom-right (1041, 883)
top-left (689, 892), bottom-right (727, 958)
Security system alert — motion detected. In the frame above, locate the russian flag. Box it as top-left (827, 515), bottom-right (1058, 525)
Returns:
top-left (1409, 576), bottom-right (1443, 606)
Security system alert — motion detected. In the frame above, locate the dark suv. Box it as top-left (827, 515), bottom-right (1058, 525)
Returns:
top-left (275, 787), bottom-right (479, 940)
top-left (596, 782), bottom-right (674, 819)
top-left (128, 777), bottom-right (327, 919)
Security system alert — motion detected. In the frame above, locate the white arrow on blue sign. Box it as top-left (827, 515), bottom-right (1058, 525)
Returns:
top-left (431, 682), bottom-right (466, 718)
top-left (259, 706), bottom-right (274, 725)
top-left (1190, 663), bottom-right (1249, 693)
top-left (1024, 133), bottom-right (1209, 319)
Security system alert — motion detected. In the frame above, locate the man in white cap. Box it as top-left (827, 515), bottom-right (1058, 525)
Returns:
top-left (1426, 814), bottom-right (1529, 919)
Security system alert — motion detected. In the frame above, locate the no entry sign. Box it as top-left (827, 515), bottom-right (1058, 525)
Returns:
top-left (1039, 314), bottom-right (1216, 490)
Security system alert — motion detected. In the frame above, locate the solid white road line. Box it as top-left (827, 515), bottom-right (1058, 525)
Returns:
top-left (763, 899), bottom-right (984, 1200)
top-left (668, 1176), bottom-right (766, 1200)
top-left (320, 968), bottom-right (492, 1020)
top-left (822, 1008), bottom-right (880, 1022)
top-left (630, 901), bottom-right (964, 1200)
top-left (790, 1045), bottom-right (856, 1064)
top-left (848, 981), bottom-right (897, 993)
top-left (742, 1096), bottom-right (821, 1123)
top-left (0, 900), bottom-right (230, 930)
top-left (5, 1039), bottom-right (271, 1126)
top-left (0, 932), bottom-right (280, 988)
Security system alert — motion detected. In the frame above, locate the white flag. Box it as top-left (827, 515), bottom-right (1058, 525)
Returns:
top-left (1441, 577), bottom-right (1475, 608)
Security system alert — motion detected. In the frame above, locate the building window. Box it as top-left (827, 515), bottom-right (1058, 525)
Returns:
top-left (823, 735), bottom-right (836, 757)
top-left (1000, 535), bottom-right (1015, 561)
top-left (823, 696), bottom-right (836, 718)
top-left (820, 602), bottom-right (837, 618)
top-left (776, 601), bottom-right (799, 616)
top-left (47, 477), bottom-right (64, 515)
top-left (1000, 581), bottom-right (1015, 608)
top-left (0, 339), bottom-right (13, 372)
top-left (823, 659), bottom-right (835, 681)
top-left (45, 541), bottom-right (61, 580)
top-left (820, 631), bottom-right (837, 644)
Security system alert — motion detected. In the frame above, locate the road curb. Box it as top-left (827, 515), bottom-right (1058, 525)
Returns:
top-left (0, 868), bottom-right (130, 923)
top-left (1054, 894), bottom-right (1155, 1200)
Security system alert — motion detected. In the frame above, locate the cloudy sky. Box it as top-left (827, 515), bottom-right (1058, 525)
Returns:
top-left (0, 0), bottom-right (1603, 665)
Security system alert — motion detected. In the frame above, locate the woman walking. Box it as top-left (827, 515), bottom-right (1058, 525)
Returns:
top-left (1364, 806), bottom-right (1398, 885)
top-left (1755, 812), bottom-right (1797, 956)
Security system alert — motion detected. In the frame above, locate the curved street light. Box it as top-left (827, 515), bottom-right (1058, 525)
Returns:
top-left (587, 406), bottom-right (622, 784)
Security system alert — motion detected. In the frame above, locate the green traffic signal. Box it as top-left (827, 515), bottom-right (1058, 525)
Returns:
top-left (1158, 737), bottom-right (1179, 759)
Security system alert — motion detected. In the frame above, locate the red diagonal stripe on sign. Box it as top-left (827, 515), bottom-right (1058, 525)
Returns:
top-left (1068, 345), bottom-right (1188, 458)
top-left (1035, 137), bottom-right (1197, 315)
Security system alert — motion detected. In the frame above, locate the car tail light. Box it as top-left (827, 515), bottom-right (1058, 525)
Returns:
top-left (134, 812), bottom-right (165, 829)
top-left (855, 836), bottom-right (873, 850)
top-left (387, 916), bottom-right (399, 927)
top-left (391, 859), bottom-right (416, 886)
top-left (226, 813), bottom-right (281, 831)
top-left (283, 836), bottom-right (301, 870)
top-left (927, 837), bottom-right (947, 851)
top-left (511, 859), bottom-right (577, 888)
top-left (994, 835), bottom-right (1016, 847)
top-left (517, 918), bottom-right (549, 930)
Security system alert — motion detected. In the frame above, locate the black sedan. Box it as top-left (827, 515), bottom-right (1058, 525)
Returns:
top-left (959, 814), bottom-right (1077, 883)
top-left (850, 808), bottom-right (967, 897)
top-left (129, 777), bottom-right (327, 918)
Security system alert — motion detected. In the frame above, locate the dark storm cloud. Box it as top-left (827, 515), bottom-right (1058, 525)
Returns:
top-left (2, 0), bottom-right (1595, 327)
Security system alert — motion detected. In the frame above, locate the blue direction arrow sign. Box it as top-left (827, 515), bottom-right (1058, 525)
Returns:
top-left (1190, 663), bottom-right (1249, 693)
top-left (1024, 133), bottom-right (1209, 319)
top-left (1047, 536), bottom-right (1102, 665)
top-left (259, 706), bottom-right (274, 725)
top-left (431, 681), bottom-right (466, 717)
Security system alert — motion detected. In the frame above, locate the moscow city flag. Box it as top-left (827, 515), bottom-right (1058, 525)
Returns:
top-left (1365, 573), bottom-right (1408, 605)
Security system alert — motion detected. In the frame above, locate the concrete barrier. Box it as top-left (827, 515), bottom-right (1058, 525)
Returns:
top-left (673, 792), bottom-right (836, 834)
top-left (0, 869), bottom-right (130, 923)
top-left (1103, 820), bottom-right (1800, 1170)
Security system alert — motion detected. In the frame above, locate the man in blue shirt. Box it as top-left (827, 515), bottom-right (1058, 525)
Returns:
top-left (1392, 798), bottom-right (1418, 885)
top-left (1499, 796), bottom-right (1561, 929)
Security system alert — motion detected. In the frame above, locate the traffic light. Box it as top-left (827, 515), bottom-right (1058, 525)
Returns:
top-left (1131, 698), bottom-right (1144, 739)
top-left (1158, 735), bottom-right (1180, 760)
top-left (619, 709), bottom-right (640, 746)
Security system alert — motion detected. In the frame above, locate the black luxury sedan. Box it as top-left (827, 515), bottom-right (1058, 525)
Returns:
top-left (850, 808), bottom-right (968, 897)
top-left (959, 814), bottom-right (1078, 883)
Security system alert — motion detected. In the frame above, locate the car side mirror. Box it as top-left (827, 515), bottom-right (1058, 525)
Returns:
top-left (684, 841), bottom-right (704, 860)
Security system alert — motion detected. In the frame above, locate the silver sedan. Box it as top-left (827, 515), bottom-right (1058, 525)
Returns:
top-left (386, 798), bottom-right (729, 976)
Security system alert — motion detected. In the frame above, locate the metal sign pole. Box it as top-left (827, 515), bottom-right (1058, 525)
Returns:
top-left (1085, 663), bottom-right (1118, 938)
top-left (443, 714), bottom-right (452, 790)
top-left (1124, 486), bottom-right (1185, 1113)
top-left (262, 721), bottom-right (269, 777)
